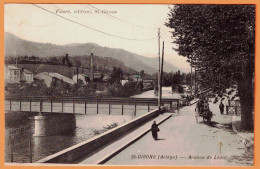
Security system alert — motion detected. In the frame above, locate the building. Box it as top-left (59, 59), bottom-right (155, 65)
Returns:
top-left (143, 79), bottom-right (154, 89)
top-left (120, 79), bottom-right (129, 86)
top-left (132, 75), bottom-right (143, 82)
top-left (4, 65), bottom-right (34, 84)
top-left (22, 69), bottom-right (34, 83)
top-left (72, 74), bottom-right (88, 85)
top-left (102, 73), bottom-right (111, 82)
top-left (73, 72), bottom-right (104, 84)
top-left (35, 72), bottom-right (76, 87)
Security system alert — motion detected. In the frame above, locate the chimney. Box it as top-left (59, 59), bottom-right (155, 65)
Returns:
top-left (90, 53), bottom-right (94, 82)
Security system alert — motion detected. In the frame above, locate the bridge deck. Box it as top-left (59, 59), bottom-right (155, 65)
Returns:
top-left (5, 97), bottom-right (184, 115)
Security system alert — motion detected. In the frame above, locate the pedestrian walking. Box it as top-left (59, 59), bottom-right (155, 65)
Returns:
top-left (151, 121), bottom-right (160, 140)
top-left (219, 102), bottom-right (224, 115)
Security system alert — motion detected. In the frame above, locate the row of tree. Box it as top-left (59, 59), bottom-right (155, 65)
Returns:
top-left (5, 79), bottom-right (144, 98)
top-left (165, 5), bottom-right (255, 131)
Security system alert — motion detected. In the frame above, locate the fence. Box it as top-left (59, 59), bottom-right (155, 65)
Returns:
top-left (226, 100), bottom-right (241, 116)
top-left (8, 124), bottom-right (33, 163)
top-left (5, 96), bottom-right (184, 116)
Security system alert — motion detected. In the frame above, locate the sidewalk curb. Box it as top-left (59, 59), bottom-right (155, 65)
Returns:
top-left (96, 113), bottom-right (173, 164)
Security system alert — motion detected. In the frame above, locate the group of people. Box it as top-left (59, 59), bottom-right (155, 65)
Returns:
top-left (151, 97), bottom-right (226, 140)
top-left (195, 97), bottom-right (210, 116)
top-left (196, 97), bottom-right (225, 115)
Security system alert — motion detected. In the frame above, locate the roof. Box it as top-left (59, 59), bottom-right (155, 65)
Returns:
top-left (23, 69), bottom-right (33, 74)
top-left (8, 65), bottom-right (20, 70)
top-left (38, 72), bottom-right (76, 85)
top-left (75, 73), bottom-right (103, 79)
top-left (48, 73), bottom-right (76, 85)
top-left (7, 65), bottom-right (32, 74)
top-left (81, 74), bottom-right (89, 77)
top-left (5, 79), bottom-right (20, 84)
top-left (133, 75), bottom-right (142, 78)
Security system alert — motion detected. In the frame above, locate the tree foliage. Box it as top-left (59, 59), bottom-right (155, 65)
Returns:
top-left (110, 67), bottom-right (123, 83)
top-left (163, 71), bottom-right (183, 86)
top-left (106, 81), bottom-right (143, 97)
top-left (165, 5), bottom-right (255, 131)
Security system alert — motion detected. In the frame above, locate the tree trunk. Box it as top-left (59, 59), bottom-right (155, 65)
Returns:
top-left (237, 63), bottom-right (254, 132)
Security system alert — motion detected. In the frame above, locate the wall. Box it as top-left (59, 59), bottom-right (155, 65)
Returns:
top-left (5, 111), bottom-right (38, 127)
top-left (36, 109), bottom-right (162, 163)
top-left (33, 113), bottom-right (76, 136)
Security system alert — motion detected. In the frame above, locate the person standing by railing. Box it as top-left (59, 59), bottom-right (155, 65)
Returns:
top-left (219, 102), bottom-right (224, 115)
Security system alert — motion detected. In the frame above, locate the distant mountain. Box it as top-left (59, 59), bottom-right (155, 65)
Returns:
top-left (4, 32), bottom-right (179, 74)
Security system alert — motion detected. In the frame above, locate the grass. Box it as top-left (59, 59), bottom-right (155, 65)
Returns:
top-left (92, 122), bottom-right (119, 136)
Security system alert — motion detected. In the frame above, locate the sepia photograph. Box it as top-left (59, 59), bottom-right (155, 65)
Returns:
top-left (4, 3), bottom-right (255, 166)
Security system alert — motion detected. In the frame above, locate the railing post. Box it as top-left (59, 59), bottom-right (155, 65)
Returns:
top-left (29, 100), bottom-right (31, 112)
top-left (20, 100), bottom-right (22, 111)
top-left (50, 100), bottom-right (53, 113)
top-left (122, 102), bottom-right (124, 115)
top-left (148, 102), bottom-right (150, 112)
top-left (97, 101), bottom-right (99, 114)
top-left (40, 101), bottom-right (42, 113)
top-left (85, 101), bottom-right (87, 114)
top-left (109, 102), bottom-right (111, 115)
top-left (134, 102), bottom-right (137, 116)
top-left (73, 100), bottom-right (75, 113)
top-left (61, 101), bottom-right (64, 113)
top-left (10, 99), bottom-right (12, 111)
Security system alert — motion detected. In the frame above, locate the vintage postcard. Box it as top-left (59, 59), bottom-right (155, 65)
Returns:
top-left (3, 3), bottom-right (255, 167)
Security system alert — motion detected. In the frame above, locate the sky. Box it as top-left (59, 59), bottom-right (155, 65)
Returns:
top-left (4, 4), bottom-right (190, 72)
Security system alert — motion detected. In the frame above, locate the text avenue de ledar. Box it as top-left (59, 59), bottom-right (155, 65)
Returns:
top-left (131, 154), bottom-right (229, 160)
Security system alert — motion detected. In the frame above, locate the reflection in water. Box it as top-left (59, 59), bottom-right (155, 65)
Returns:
top-left (5, 114), bottom-right (136, 163)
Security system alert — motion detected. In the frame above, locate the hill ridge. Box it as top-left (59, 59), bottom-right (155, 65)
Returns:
top-left (4, 32), bottom-right (179, 74)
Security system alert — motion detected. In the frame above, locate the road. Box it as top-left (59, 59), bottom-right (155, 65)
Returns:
top-left (105, 103), bottom-right (253, 166)
top-left (131, 87), bottom-right (183, 99)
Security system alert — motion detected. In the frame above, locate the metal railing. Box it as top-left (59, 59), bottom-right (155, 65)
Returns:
top-left (227, 100), bottom-right (241, 116)
top-left (5, 96), bottom-right (184, 116)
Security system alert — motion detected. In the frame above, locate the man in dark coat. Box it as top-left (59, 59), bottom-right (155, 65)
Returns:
top-left (151, 121), bottom-right (160, 140)
top-left (219, 102), bottom-right (224, 115)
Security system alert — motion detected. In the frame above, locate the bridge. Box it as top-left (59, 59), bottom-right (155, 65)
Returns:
top-left (5, 96), bottom-right (186, 115)
top-left (5, 96), bottom-right (188, 163)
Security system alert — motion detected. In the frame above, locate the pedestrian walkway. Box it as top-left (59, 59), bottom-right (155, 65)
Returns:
top-left (78, 112), bottom-right (174, 164)
top-left (105, 103), bottom-right (253, 166)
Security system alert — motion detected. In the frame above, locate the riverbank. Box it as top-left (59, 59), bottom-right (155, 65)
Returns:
top-left (5, 114), bottom-right (133, 163)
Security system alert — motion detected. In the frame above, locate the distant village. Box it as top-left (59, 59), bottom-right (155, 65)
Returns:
top-left (4, 53), bottom-right (194, 98)
top-left (4, 54), bottom-right (158, 97)
top-left (4, 64), bottom-right (153, 88)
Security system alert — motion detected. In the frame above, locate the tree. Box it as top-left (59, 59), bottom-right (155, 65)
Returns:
top-left (140, 70), bottom-right (145, 77)
top-left (75, 60), bottom-right (82, 68)
top-left (163, 71), bottom-right (183, 87)
top-left (62, 54), bottom-right (73, 67)
top-left (49, 57), bottom-right (59, 64)
top-left (165, 5), bottom-right (255, 131)
top-left (110, 67), bottom-right (123, 83)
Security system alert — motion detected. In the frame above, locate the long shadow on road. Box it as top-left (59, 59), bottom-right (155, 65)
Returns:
top-left (199, 120), bottom-right (237, 135)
